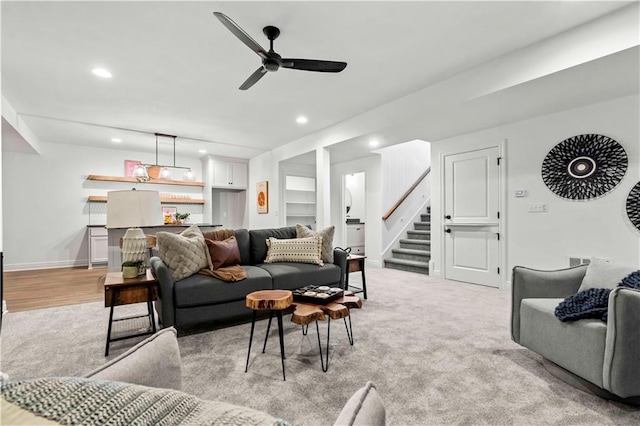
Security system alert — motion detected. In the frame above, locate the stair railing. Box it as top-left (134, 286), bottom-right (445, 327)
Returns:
top-left (382, 167), bottom-right (431, 221)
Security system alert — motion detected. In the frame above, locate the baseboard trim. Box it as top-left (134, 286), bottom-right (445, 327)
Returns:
top-left (542, 358), bottom-right (640, 406)
top-left (4, 259), bottom-right (89, 272)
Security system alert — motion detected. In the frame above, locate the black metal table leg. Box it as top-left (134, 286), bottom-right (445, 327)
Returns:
top-left (344, 315), bottom-right (354, 345)
top-left (262, 310), bottom-right (274, 353)
top-left (245, 310), bottom-right (257, 373)
top-left (276, 311), bottom-right (286, 381)
top-left (105, 288), bottom-right (118, 356)
top-left (360, 260), bottom-right (368, 300)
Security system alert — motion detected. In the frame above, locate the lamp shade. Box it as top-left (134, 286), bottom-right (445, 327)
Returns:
top-left (106, 190), bottom-right (163, 229)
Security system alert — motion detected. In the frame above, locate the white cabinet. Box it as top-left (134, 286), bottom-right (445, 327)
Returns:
top-left (88, 227), bottom-right (108, 269)
top-left (212, 161), bottom-right (247, 189)
top-left (285, 175), bottom-right (316, 228)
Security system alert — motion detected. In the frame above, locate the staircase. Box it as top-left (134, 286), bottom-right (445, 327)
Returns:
top-left (384, 207), bottom-right (431, 274)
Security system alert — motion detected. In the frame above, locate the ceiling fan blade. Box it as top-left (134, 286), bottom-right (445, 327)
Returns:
top-left (281, 59), bottom-right (347, 73)
top-left (239, 67), bottom-right (268, 90)
top-left (214, 12), bottom-right (268, 60)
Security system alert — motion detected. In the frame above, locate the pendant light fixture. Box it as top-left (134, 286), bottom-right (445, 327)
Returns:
top-left (135, 133), bottom-right (196, 182)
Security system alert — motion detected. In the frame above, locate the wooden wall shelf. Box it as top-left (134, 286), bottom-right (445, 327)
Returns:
top-left (87, 174), bottom-right (205, 187)
top-left (88, 195), bottom-right (204, 204)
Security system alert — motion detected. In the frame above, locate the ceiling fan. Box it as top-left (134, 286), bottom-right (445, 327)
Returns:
top-left (214, 12), bottom-right (347, 90)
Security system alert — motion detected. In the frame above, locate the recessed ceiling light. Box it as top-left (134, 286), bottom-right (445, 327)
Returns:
top-left (369, 140), bottom-right (380, 147)
top-left (111, 138), bottom-right (122, 143)
top-left (198, 149), bottom-right (207, 154)
top-left (296, 116), bottom-right (308, 124)
top-left (92, 68), bottom-right (112, 78)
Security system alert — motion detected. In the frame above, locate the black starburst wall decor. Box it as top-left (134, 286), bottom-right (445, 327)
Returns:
top-left (541, 134), bottom-right (627, 200)
top-left (627, 182), bottom-right (640, 231)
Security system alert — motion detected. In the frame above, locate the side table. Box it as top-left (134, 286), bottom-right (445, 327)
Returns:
top-left (345, 255), bottom-right (368, 299)
top-left (245, 290), bottom-right (293, 381)
top-left (103, 269), bottom-right (158, 356)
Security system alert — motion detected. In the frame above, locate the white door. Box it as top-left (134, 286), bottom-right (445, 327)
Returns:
top-left (443, 147), bottom-right (501, 287)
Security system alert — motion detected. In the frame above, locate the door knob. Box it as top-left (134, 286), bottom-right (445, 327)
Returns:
top-left (445, 228), bottom-right (451, 233)
top-left (445, 215), bottom-right (451, 219)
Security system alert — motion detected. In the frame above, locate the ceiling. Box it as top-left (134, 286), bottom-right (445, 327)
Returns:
top-left (1, 1), bottom-right (634, 160)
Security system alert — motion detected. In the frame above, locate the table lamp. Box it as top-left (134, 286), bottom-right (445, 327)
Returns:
top-left (107, 189), bottom-right (163, 274)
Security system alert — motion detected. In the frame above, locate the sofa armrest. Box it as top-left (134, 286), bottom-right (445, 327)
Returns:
top-left (84, 327), bottom-right (182, 391)
top-left (511, 265), bottom-right (587, 343)
top-left (333, 248), bottom-right (348, 288)
top-left (603, 287), bottom-right (640, 398)
top-left (150, 256), bottom-right (176, 328)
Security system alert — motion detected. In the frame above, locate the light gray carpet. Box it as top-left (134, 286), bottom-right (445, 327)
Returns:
top-left (2, 267), bottom-right (640, 425)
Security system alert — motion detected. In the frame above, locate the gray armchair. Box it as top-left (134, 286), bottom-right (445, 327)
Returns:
top-left (511, 265), bottom-right (640, 405)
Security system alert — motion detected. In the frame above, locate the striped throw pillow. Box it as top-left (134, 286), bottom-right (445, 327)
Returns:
top-left (264, 236), bottom-right (324, 266)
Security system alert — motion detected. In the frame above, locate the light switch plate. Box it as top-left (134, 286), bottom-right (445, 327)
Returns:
top-left (529, 203), bottom-right (548, 212)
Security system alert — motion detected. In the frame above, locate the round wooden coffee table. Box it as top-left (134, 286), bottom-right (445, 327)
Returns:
top-left (245, 290), bottom-right (293, 381)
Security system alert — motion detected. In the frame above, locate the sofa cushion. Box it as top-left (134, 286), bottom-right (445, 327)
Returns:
top-left (235, 228), bottom-right (251, 265)
top-left (157, 225), bottom-right (209, 280)
top-left (84, 327), bottom-right (182, 391)
top-left (205, 236), bottom-right (241, 269)
top-left (249, 227), bottom-right (297, 265)
top-left (296, 224), bottom-right (335, 263)
top-left (259, 262), bottom-right (342, 291)
top-left (520, 298), bottom-right (607, 387)
top-left (579, 257), bottom-right (638, 292)
top-left (264, 236), bottom-right (324, 266)
top-left (174, 266), bottom-right (272, 308)
top-left (334, 381), bottom-right (385, 426)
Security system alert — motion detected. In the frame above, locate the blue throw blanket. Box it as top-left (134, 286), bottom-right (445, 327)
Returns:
top-left (555, 270), bottom-right (640, 322)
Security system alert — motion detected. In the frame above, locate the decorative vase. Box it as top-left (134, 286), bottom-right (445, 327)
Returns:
top-left (122, 266), bottom-right (138, 279)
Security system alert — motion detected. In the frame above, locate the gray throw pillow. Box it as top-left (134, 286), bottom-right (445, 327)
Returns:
top-left (334, 381), bottom-right (385, 426)
top-left (296, 224), bottom-right (335, 263)
top-left (85, 327), bottom-right (182, 391)
top-left (578, 257), bottom-right (638, 292)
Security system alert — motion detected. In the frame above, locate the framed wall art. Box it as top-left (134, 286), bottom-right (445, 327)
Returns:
top-left (541, 134), bottom-right (627, 200)
top-left (257, 181), bottom-right (269, 214)
top-left (162, 206), bottom-right (177, 224)
top-left (627, 182), bottom-right (640, 232)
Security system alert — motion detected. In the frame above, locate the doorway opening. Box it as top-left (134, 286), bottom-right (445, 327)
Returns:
top-left (344, 172), bottom-right (366, 256)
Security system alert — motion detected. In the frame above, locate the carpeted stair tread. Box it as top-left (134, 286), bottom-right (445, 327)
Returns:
top-left (384, 258), bottom-right (430, 274)
top-left (407, 230), bottom-right (431, 240)
top-left (399, 238), bottom-right (430, 246)
top-left (392, 248), bottom-right (431, 256)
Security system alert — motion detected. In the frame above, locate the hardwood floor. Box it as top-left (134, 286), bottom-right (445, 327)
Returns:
top-left (3, 266), bottom-right (107, 312)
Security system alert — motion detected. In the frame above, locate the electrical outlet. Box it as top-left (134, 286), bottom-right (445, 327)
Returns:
top-left (529, 203), bottom-right (548, 213)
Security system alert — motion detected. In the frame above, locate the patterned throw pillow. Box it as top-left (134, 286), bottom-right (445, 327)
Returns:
top-left (156, 226), bottom-right (209, 280)
top-left (296, 224), bottom-right (335, 263)
top-left (263, 236), bottom-right (324, 266)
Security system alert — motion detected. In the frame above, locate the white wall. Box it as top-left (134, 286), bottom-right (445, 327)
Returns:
top-left (430, 94), bottom-right (640, 279)
top-left (2, 141), bottom-right (202, 270)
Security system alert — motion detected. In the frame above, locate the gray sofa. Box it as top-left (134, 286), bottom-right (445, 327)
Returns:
top-left (511, 264), bottom-right (640, 404)
top-left (150, 226), bottom-right (347, 329)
